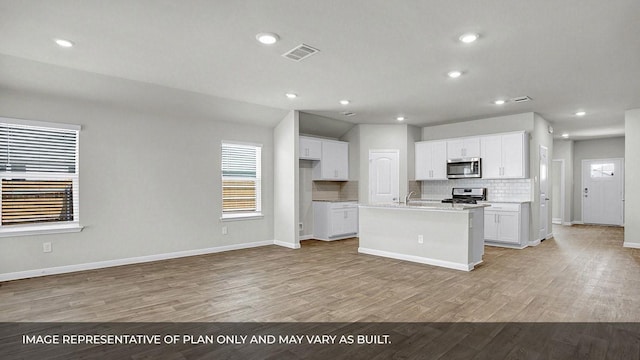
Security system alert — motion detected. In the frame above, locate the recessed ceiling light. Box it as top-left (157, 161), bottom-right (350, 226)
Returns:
top-left (459, 33), bottom-right (479, 43)
top-left (575, 111), bottom-right (586, 116)
top-left (447, 70), bottom-right (463, 78)
top-left (493, 99), bottom-right (506, 105)
top-left (396, 116), bottom-right (405, 121)
top-left (54, 38), bottom-right (74, 48)
top-left (256, 32), bottom-right (279, 45)
top-left (562, 133), bottom-right (570, 138)
top-left (285, 92), bottom-right (297, 99)
top-left (339, 100), bottom-right (350, 105)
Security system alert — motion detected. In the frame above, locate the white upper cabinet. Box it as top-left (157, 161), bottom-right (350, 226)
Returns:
top-left (415, 140), bottom-right (447, 180)
top-left (313, 139), bottom-right (349, 180)
top-left (480, 132), bottom-right (528, 179)
top-left (446, 137), bottom-right (480, 159)
top-left (299, 136), bottom-right (322, 160)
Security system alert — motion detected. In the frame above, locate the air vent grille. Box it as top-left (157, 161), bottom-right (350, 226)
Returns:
top-left (511, 96), bottom-right (532, 103)
top-left (341, 112), bottom-right (356, 117)
top-left (282, 44), bottom-right (320, 61)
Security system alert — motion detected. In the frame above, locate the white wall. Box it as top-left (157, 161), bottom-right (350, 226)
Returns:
top-left (572, 137), bottom-right (625, 222)
top-left (273, 111), bottom-right (299, 248)
top-left (422, 113), bottom-right (533, 140)
top-left (0, 90), bottom-right (275, 278)
top-left (624, 109), bottom-right (640, 248)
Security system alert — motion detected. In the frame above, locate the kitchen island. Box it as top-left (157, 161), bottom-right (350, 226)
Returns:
top-left (358, 202), bottom-right (487, 271)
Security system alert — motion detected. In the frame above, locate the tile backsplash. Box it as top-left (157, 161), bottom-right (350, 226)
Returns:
top-left (312, 181), bottom-right (358, 201)
top-left (421, 179), bottom-right (532, 202)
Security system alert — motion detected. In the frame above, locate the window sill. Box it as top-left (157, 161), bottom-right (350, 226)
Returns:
top-left (0, 224), bottom-right (84, 238)
top-left (220, 213), bottom-right (264, 222)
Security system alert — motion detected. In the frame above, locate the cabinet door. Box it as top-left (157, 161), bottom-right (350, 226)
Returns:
top-left (431, 141), bottom-right (448, 180)
top-left (415, 142), bottom-right (432, 180)
top-left (299, 137), bottom-right (321, 160)
top-left (343, 208), bottom-right (358, 235)
top-left (446, 139), bottom-right (465, 159)
top-left (496, 212), bottom-right (520, 243)
top-left (463, 137), bottom-right (481, 158)
top-left (501, 133), bottom-right (525, 178)
top-left (480, 135), bottom-right (503, 179)
top-left (484, 211), bottom-right (498, 240)
top-left (329, 209), bottom-right (345, 237)
top-left (321, 141), bottom-right (349, 180)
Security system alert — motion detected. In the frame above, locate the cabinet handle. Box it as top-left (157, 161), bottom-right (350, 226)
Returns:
top-left (305, 148), bottom-right (309, 156)
top-left (344, 211), bottom-right (347, 219)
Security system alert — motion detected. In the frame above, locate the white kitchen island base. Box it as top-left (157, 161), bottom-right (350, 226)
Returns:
top-left (358, 204), bottom-right (485, 271)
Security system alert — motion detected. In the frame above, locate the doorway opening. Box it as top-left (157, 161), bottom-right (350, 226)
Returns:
top-left (551, 159), bottom-right (565, 225)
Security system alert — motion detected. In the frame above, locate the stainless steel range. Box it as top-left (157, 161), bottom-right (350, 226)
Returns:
top-left (441, 188), bottom-right (487, 204)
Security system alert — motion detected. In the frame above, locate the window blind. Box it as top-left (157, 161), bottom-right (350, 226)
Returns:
top-left (221, 142), bottom-right (261, 214)
top-left (0, 121), bottom-right (79, 228)
top-left (0, 123), bottom-right (78, 173)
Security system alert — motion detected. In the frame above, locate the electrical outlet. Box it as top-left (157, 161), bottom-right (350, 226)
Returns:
top-left (222, 226), bottom-right (228, 235)
top-left (417, 235), bottom-right (423, 244)
top-left (43, 242), bottom-right (52, 253)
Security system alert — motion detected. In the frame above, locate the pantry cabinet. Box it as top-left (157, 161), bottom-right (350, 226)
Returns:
top-left (415, 140), bottom-right (447, 180)
top-left (480, 132), bottom-right (528, 179)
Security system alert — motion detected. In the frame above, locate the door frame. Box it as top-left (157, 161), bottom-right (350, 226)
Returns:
top-left (368, 149), bottom-right (400, 204)
top-left (580, 158), bottom-right (624, 226)
top-left (539, 145), bottom-right (550, 241)
top-left (551, 159), bottom-right (565, 225)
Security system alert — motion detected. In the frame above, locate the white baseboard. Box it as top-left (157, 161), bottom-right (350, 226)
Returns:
top-left (274, 240), bottom-right (300, 249)
top-left (545, 233), bottom-right (554, 240)
top-left (623, 242), bottom-right (640, 249)
top-left (0, 240), bottom-right (274, 282)
top-left (485, 242), bottom-right (527, 249)
top-left (552, 219), bottom-right (562, 225)
top-left (572, 221), bottom-right (584, 225)
top-left (528, 239), bottom-right (541, 247)
top-left (299, 234), bottom-right (314, 241)
top-left (562, 222), bottom-right (573, 226)
top-left (358, 247), bottom-right (473, 271)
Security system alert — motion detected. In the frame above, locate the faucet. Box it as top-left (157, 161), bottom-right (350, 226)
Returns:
top-left (405, 191), bottom-right (415, 204)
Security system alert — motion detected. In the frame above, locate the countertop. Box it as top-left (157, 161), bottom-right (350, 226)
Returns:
top-left (312, 199), bottom-right (358, 202)
top-left (360, 201), bottom-right (489, 211)
top-left (420, 198), bottom-right (531, 204)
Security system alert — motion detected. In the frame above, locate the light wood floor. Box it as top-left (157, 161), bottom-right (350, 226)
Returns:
top-left (1, 225), bottom-right (638, 322)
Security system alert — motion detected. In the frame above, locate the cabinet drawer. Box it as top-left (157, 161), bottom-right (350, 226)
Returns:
top-left (484, 203), bottom-right (521, 211)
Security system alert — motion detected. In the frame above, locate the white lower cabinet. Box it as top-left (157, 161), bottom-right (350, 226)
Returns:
top-left (484, 203), bottom-right (530, 248)
top-left (313, 201), bottom-right (358, 241)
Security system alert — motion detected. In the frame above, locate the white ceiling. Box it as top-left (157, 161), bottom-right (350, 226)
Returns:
top-left (1, 0), bottom-right (639, 139)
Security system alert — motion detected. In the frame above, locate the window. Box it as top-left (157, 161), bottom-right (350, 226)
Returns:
top-left (221, 141), bottom-right (262, 219)
top-left (590, 163), bottom-right (615, 179)
top-left (0, 117), bottom-right (81, 236)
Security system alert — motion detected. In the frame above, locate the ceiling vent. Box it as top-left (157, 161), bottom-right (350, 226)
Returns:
top-left (341, 112), bottom-right (356, 117)
top-left (282, 44), bottom-right (320, 61)
top-left (511, 96), bottom-right (532, 103)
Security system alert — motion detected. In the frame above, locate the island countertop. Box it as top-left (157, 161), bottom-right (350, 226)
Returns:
top-left (360, 201), bottom-right (489, 212)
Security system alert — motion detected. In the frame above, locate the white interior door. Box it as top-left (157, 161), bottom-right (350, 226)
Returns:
top-left (582, 158), bottom-right (624, 225)
top-left (369, 150), bottom-right (399, 204)
top-left (539, 145), bottom-right (549, 240)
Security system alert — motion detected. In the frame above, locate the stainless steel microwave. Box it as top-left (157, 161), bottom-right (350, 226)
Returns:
top-left (447, 158), bottom-right (481, 179)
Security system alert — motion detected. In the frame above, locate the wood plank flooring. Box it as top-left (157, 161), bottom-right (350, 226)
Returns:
top-left (1, 225), bottom-right (639, 322)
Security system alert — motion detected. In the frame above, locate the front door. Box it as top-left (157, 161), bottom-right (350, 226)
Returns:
top-left (369, 150), bottom-right (399, 204)
top-left (582, 158), bottom-right (624, 225)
